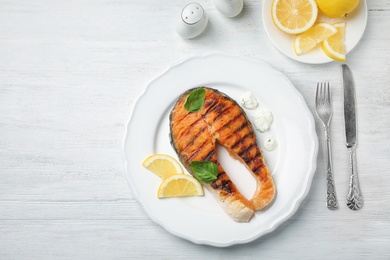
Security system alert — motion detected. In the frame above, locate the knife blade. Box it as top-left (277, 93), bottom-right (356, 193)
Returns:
top-left (342, 64), bottom-right (363, 210)
top-left (342, 64), bottom-right (357, 148)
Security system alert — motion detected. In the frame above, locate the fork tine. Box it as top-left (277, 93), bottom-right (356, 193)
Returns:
top-left (326, 82), bottom-right (331, 105)
top-left (321, 82), bottom-right (328, 104)
top-left (316, 82), bottom-right (320, 105)
top-left (319, 82), bottom-right (325, 104)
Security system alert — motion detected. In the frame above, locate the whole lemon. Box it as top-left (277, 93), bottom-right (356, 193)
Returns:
top-left (316, 0), bottom-right (360, 18)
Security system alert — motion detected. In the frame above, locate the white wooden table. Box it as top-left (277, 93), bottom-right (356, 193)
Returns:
top-left (1, 0), bottom-right (390, 259)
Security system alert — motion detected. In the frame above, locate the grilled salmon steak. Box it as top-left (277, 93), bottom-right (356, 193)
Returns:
top-left (169, 87), bottom-right (276, 222)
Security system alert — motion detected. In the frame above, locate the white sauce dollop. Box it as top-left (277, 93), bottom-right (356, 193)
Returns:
top-left (252, 108), bottom-right (273, 133)
top-left (264, 135), bottom-right (278, 151)
top-left (241, 91), bottom-right (258, 110)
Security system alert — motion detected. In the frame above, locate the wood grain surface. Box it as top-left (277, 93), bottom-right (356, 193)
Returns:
top-left (1, 0), bottom-right (389, 259)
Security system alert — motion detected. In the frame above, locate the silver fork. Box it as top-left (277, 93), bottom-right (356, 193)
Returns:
top-left (315, 82), bottom-right (338, 210)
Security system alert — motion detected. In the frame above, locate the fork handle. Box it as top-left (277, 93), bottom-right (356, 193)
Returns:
top-left (346, 147), bottom-right (363, 210)
top-left (324, 128), bottom-right (338, 209)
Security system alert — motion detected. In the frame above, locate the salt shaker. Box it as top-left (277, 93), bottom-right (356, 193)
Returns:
top-left (176, 3), bottom-right (208, 39)
top-left (213, 0), bottom-right (244, 17)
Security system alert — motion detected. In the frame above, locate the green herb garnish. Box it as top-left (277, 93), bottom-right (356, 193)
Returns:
top-left (184, 88), bottom-right (206, 112)
top-left (190, 161), bottom-right (218, 184)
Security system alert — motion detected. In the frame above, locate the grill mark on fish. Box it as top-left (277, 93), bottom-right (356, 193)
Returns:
top-left (181, 125), bottom-right (207, 152)
top-left (202, 96), bottom-right (222, 116)
top-left (212, 103), bottom-right (234, 123)
top-left (204, 102), bottom-right (226, 117)
top-left (215, 113), bottom-right (241, 132)
top-left (250, 153), bottom-right (263, 175)
top-left (235, 121), bottom-right (248, 135)
top-left (174, 116), bottom-right (204, 143)
top-left (203, 97), bottom-right (218, 112)
top-left (186, 140), bottom-right (209, 162)
top-left (231, 132), bottom-right (251, 149)
top-left (204, 150), bottom-right (215, 161)
top-left (253, 150), bottom-right (261, 158)
top-left (238, 143), bottom-right (256, 164)
top-left (171, 107), bottom-right (195, 127)
top-left (215, 171), bottom-right (227, 182)
top-left (211, 179), bottom-right (234, 194)
top-left (252, 165), bottom-right (261, 175)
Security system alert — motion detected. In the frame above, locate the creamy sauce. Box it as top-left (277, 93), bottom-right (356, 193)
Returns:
top-left (252, 108), bottom-right (273, 133)
top-left (241, 91), bottom-right (258, 110)
top-left (264, 135), bottom-right (278, 151)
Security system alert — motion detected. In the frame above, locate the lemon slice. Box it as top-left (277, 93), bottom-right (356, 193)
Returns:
top-left (322, 22), bottom-right (346, 62)
top-left (142, 154), bottom-right (183, 179)
top-left (157, 174), bottom-right (204, 198)
top-left (294, 23), bottom-right (337, 55)
top-left (271, 0), bottom-right (318, 34)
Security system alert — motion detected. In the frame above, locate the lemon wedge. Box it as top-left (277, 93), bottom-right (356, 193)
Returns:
top-left (142, 154), bottom-right (183, 179)
top-left (157, 174), bottom-right (204, 198)
top-left (294, 23), bottom-right (337, 55)
top-left (322, 22), bottom-right (346, 62)
top-left (271, 0), bottom-right (318, 34)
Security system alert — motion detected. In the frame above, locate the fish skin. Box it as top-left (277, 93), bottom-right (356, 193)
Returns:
top-left (169, 87), bottom-right (276, 222)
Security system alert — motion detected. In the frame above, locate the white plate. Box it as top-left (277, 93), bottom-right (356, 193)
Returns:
top-left (122, 53), bottom-right (318, 247)
top-left (262, 0), bottom-right (368, 64)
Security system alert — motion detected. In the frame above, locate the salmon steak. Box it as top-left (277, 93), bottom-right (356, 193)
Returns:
top-left (169, 87), bottom-right (276, 222)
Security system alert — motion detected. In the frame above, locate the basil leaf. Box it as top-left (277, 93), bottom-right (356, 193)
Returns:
top-left (190, 161), bottom-right (218, 184)
top-left (184, 88), bottom-right (206, 112)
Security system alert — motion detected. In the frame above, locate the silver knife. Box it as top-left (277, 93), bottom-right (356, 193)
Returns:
top-left (342, 64), bottom-right (363, 210)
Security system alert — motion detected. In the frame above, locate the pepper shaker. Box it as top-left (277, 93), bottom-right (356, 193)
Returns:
top-left (176, 3), bottom-right (208, 39)
top-left (213, 0), bottom-right (244, 17)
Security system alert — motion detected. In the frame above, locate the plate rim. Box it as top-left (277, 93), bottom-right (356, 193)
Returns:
top-left (122, 52), bottom-right (319, 247)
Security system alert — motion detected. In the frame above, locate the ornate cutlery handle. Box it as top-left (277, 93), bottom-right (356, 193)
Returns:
top-left (347, 147), bottom-right (363, 210)
top-left (324, 128), bottom-right (338, 209)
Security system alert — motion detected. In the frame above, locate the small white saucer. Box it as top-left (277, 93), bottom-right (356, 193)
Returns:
top-left (262, 0), bottom-right (368, 64)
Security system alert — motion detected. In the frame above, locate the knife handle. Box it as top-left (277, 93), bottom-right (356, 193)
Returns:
top-left (324, 128), bottom-right (338, 209)
top-left (347, 147), bottom-right (363, 210)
